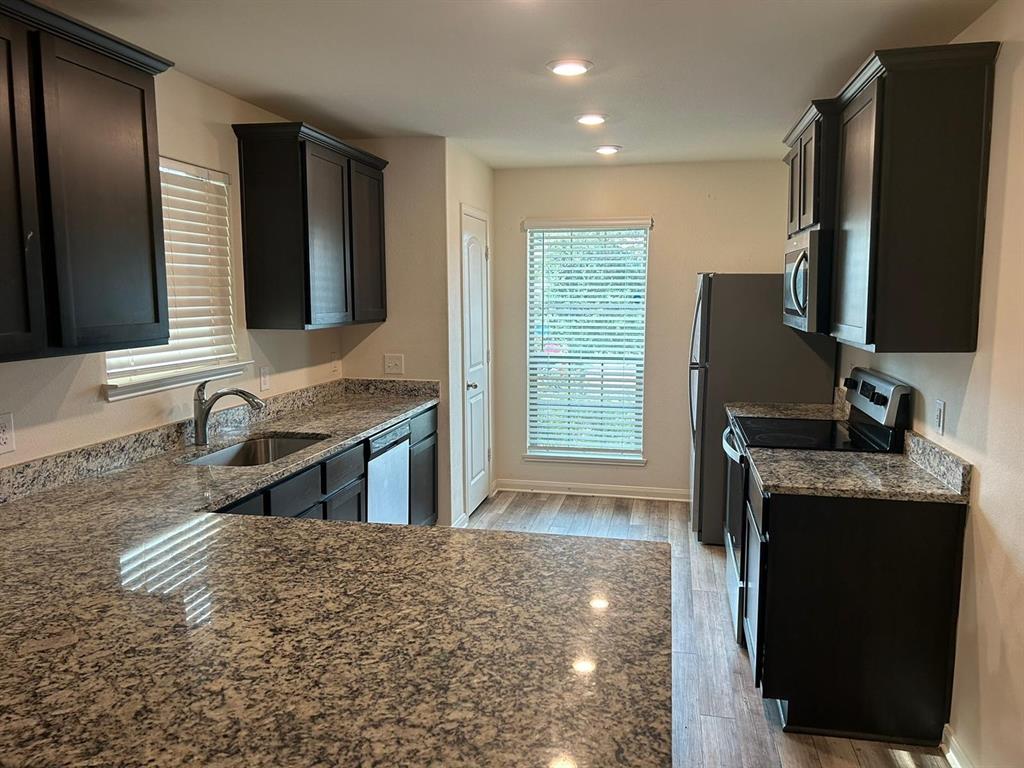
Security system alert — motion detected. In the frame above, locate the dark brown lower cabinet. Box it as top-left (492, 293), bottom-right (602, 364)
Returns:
top-left (219, 493), bottom-right (264, 517)
top-left (296, 504), bottom-right (323, 520)
top-left (324, 477), bottom-right (366, 523)
top-left (409, 432), bottom-right (437, 527)
top-left (744, 484), bottom-right (966, 745)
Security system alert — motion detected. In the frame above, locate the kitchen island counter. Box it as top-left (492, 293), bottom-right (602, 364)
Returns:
top-left (0, 489), bottom-right (671, 767)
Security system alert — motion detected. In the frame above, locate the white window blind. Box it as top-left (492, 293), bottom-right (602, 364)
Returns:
top-left (106, 159), bottom-right (238, 385)
top-left (526, 224), bottom-right (651, 461)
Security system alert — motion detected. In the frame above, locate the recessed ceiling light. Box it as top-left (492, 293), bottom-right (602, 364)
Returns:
top-left (576, 113), bottom-right (607, 126)
top-left (595, 145), bottom-right (622, 155)
top-left (547, 59), bottom-right (593, 77)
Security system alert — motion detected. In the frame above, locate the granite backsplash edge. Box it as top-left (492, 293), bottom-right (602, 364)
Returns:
top-left (0, 378), bottom-right (440, 505)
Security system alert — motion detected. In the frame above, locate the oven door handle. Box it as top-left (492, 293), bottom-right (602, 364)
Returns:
top-left (722, 426), bottom-right (744, 464)
top-left (789, 250), bottom-right (809, 316)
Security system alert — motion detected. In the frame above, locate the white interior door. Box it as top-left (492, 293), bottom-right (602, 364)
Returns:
top-left (462, 208), bottom-right (491, 515)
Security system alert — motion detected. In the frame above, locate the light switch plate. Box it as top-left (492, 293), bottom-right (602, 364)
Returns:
top-left (259, 366), bottom-right (271, 392)
top-left (0, 412), bottom-right (15, 455)
top-left (384, 353), bottom-right (405, 375)
top-left (935, 399), bottom-right (946, 436)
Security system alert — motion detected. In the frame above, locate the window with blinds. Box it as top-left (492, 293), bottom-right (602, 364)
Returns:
top-left (526, 222), bottom-right (651, 461)
top-left (105, 158), bottom-right (238, 387)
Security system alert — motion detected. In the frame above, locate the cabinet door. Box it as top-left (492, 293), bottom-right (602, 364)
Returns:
top-left (0, 17), bottom-right (45, 359)
top-left (38, 35), bottom-right (167, 350)
top-left (324, 477), bottom-right (366, 523)
top-left (784, 145), bottom-right (800, 236)
top-left (349, 160), bottom-right (386, 322)
top-left (743, 501), bottom-right (767, 687)
top-left (218, 493), bottom-right (265, 516)
top-left (832, 79), bottom-right (882, 346)
top-left (798, 123), bottom-right (818, 231)
top-left (409, 433), bottom-right (437, 526)
top-left (304, 142), bottom-right (352, 326)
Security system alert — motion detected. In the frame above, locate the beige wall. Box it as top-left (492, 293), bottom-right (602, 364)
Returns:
top-left (337, 137), bottom-right (454, 522)
top-left (492, 161), bottom-right (786, 497)
top-left (338, 138), bottom-right (493, 527)
top-left (0, 70), bottom-right (345, 469)
top-left (841, 3), bottom-right (1024, 765)
top-left (445, 142), bottom-right (495, 525)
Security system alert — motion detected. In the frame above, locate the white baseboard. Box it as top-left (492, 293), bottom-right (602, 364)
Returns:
top-left (942, 724), bottom-right (976, 768)
top-left (450, 512), bottom-right (470, 529)
top-left (493, 478), bottom-right (688, 502)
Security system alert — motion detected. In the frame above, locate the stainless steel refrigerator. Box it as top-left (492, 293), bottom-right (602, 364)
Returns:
top-left (689, 273), bottom-right (836, 544)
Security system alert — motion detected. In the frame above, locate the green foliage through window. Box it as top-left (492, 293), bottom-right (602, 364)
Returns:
top-left (526, 227), bottom-right (650, 459)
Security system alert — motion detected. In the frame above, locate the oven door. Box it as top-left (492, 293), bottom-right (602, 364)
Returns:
top-left (722, 426), bottom-right (746, 645)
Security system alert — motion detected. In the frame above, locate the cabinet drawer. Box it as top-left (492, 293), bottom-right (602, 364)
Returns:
top-left (747, 468), bottom-right (765, 535)
top-left (219, 493), bottom-right (265, 516)
top-left (267, 465), bottom-right (321, 517)
top-left (410, 407), bottom-right (437, 444)
top-left (295, 503), bottom-right (323, 520)
top-left (324, 477), bottom-right (366, 523)
top-left (323, 443), bottom-right (365, 495)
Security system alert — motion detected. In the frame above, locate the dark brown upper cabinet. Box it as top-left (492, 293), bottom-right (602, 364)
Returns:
top-left (0, 0), bottom-right (172, 363)
top-left (828, 43), bottom-right (998, 353)
top-left (783, 99), bottom-right (839, 239)
top-left (0, 16), bottom-right (44, 359)
top-left (232, 123), bottom-right (388, 330)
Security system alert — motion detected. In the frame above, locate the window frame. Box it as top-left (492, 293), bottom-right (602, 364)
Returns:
top-left (522, 218), bottom-right (653, 464)
top-left (102, 157), bottom-right (250, 402)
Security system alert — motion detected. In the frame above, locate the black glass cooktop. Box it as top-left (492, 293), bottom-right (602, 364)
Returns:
top-left (734, 416), bottom-right (891, 453)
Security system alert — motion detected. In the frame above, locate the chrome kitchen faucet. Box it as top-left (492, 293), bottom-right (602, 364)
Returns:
top-left (193, 381), bottom-right (266, 447)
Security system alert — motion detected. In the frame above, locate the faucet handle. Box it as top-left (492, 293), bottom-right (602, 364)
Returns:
top-left (194, 380), bottom-right (211, 404)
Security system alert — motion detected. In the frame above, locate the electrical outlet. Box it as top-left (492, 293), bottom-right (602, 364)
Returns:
top-left (0, 412), bottom-right (15, 455)
top-left (935, 399), bottom-right (946, 436)
top-left (259, 366), bottom-right (271, 392)
top-left (383, 353), bottom-right (405, 375)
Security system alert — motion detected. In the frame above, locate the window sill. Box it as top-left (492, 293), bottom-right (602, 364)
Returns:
top-left (522, 452), bottom-right (647, 467)
top-left (103, 361), bottom-right (253, 402)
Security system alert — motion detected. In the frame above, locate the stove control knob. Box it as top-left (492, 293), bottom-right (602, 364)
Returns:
top-left (843, 377), bottom-right (858, 389)
top-left (870, 392), bottom-right (889, 407)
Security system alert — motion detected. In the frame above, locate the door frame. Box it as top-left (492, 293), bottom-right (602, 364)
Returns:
top-left (460, 203), bottom-right (494, 517)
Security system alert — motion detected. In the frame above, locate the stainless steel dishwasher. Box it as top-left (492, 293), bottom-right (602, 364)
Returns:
top-left (366, 421), bottom-right (410, 525)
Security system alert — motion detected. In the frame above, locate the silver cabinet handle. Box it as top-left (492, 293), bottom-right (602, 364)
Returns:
top-left (466, 382), bottom-right (479, 390)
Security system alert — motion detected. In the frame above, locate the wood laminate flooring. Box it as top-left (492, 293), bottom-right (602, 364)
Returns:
top-left (468, 492), bottom-right (950, 768)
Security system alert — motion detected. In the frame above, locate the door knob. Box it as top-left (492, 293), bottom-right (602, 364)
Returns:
top-left (466, 382), bottom-right (479, 390)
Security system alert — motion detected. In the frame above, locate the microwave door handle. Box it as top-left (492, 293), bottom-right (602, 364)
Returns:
top-left (722, 427), bottom-right (743, 464)
top-left (790, 250), bottom-right (809, 315)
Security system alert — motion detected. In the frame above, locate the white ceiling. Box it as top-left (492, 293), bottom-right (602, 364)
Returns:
top-left (49, 0), bottom-right (993, 168)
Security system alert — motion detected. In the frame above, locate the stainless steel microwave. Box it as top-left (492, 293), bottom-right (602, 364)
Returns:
top-left (783, 228), bottom-right (829, 333)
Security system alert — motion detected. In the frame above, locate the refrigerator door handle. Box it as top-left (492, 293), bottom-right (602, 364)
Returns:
top-left (722, 426), bottom-right (744, 464)
top-left (690, 277), bottom-right (705, 364)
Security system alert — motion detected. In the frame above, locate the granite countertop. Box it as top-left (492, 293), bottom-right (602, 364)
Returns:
top-left (0, 510), bottom-right (671, 766)
top-left (0, 387), bottom-right (673, 765)
top-left (725, 402), bottom-right (970, 504)
top-left (1, 389), bottom-right (438, 518)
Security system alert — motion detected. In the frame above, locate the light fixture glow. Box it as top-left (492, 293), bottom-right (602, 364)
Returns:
top-left (576, 113), bottom-right (607, 126)
top-left (589, 597), bottom-right (609, 610)
top-left (572, 658), bottom-right (596, 674)
top-left (547, 59), bottom-right (593, 77)
top-left (594, 145), bottom-right (622, 155)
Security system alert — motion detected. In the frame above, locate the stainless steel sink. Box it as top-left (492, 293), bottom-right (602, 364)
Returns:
top-left (189, 434), bottom-right (328, 467)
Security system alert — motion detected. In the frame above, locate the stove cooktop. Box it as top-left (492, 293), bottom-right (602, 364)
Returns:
top-left (733, 416), bottom-right (894, 453)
